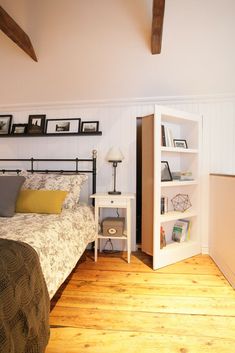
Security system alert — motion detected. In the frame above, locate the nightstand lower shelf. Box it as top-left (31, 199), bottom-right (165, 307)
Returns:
top-left (91, 193), bottom-right (135, 264)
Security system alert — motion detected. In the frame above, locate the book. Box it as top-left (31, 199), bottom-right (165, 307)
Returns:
top-left (161, 125), bottom-right (166, 146)
top-left (179, 219), bottom-right (191, 240)
top-left (172, 220), bottom-right (190, 242)
top-left (172, 219), bottom-right (191, 242)
top-left (161, 196), bottom-right (168, 214)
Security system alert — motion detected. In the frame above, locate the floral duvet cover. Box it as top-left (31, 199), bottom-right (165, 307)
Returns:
top-left (0, 204), bottom-right (96, 298)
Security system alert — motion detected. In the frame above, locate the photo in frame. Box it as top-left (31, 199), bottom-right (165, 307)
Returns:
top-left (11, 123), bottom-right (28, 134)
top-left (28, 115), bottom-right (46, 134)
top-left (81, 121), bottom-right (99, 133)
top-left (46, 118), bottom-right (81, 134)
top-left (173, 139), bottom-right (188, 149)
top-left (161, 161), bottom-right (172, 182)
top-left (0, 115), bottom-right (12, 135)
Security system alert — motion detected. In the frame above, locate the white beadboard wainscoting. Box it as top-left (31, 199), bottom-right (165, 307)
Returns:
top-left (0, 94), bottom-right (235, 253)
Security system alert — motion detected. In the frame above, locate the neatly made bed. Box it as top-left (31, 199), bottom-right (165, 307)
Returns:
top-left (0, 154), bottom-right (97, 353)
top-left (0, 205), bottom-right (96, 299)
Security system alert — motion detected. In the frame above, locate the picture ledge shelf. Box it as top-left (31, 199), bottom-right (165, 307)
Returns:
top-left (0, 131), bottom-right (102, 138)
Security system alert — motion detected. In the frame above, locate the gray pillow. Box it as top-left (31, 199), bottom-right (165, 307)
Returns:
top-left (0, 176), bottom-right (26, 217)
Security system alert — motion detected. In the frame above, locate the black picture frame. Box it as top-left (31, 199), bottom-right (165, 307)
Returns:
top-left (0, 115), bottom-right (12, 135)
top-left (11, 123), bottom-right (28, 134)
top-left (161, 161), bottom-right (172, 182)
top-left (81, 121), bottom-right (99, 133)
top-left (28, 115), bottom-right (46, 134)
top-left (45, 118), bottom-right (81, 134)
top-left (173, 139), bottom-right (188, 149)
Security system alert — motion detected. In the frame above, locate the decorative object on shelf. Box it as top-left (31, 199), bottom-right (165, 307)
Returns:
top-left (161, 125), bottom-right (173, 147)
top-left (161, 161), bottom-right (172, 181)
top-left (106, 147), bottom-right (124, 195)
top-left (81, 121), bottom-right (99, 133)
top-left (28, 115), bottom-right (46, 134)
top-left (46, 118), bottom-right (81, 134)
top-left (102, 217), bottom-right (125, 237)
top-left (172, 171), bottom-right (194, 181)
top-left (171, 193), bottom-right (192, 212)
top-left (173, 139), bottom-right (188, 149)
top-left (11, 123), bottom-right (28, 134)
top-left (0, 115), bottom-right (12, 135)
top-left (160, 226), bottom-right (166, 248)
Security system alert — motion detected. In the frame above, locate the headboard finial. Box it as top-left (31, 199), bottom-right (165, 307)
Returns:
top-left (92, 150), bottom-right (97, 159)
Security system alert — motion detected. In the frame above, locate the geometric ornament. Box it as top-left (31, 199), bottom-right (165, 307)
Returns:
top-left (171, 193), bottom-right (192, 212)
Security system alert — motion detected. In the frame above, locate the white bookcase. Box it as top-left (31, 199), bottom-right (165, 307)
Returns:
top-left (153, 105), bottom-right (202, 269)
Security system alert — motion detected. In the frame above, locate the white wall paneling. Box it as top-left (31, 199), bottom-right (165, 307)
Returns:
top-left (1, 95), bottom-right (235, 252)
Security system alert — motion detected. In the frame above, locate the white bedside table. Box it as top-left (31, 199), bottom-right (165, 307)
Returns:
top-left (90, 193), bottom-right (135, 263)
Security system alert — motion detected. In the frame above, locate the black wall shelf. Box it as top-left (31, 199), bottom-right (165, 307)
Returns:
top-left (0, 132), bottom-right (102, 138)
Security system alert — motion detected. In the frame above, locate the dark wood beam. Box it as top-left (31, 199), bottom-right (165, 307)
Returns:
top-left (0, 6), bottom-right (37, 62)
top-left (151, 0), bottom-right (165, 54)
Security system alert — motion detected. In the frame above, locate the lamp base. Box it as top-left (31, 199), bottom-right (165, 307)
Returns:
top-left (108, 191), bottom-right (121, 195)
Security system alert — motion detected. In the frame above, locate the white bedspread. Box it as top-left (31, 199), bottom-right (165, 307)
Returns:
top-left (0, 205), bottom-right (96, 298)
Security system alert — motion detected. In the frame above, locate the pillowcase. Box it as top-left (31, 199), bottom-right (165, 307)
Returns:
top-left (43, 174), bottom-right (88, 208)
top-left (0, 176), bottom-right (26, 217)
top-left (16, 189), bottom-right (68, 214)
top-left (19, 170), bottom-right (46, 189)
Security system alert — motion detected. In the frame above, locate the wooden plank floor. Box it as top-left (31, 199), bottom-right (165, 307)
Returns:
top-left (46, 251), bottom-right (235, 353)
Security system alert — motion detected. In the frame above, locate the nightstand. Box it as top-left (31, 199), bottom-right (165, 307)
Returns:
top-left (90, 193), bottom-right (135, 263)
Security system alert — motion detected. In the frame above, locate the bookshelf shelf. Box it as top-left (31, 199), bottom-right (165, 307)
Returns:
top-left (161, 147), bottom-right (198, 154)
top-left (153, 105), bottom-right (202, 270)
top-left (160, 210), bottom-right (197, 223)
top-left (161, 180), bottom-right (198, 187)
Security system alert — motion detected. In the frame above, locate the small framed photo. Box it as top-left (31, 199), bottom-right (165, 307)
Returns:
top-left (161, 161), bottom-right (172, 182)
top-left (173, 139), bottom-right (188, 149)
top-left (81, 121), bottom-right (99, 133)
top-left (11, 123), bottom-right (28, 134)
top-left (46, 118), bottom-right (81, 134)
top-left (0, 115), bottom-right (12, 135)
top-left (28, 115), bottom-right (46, 134)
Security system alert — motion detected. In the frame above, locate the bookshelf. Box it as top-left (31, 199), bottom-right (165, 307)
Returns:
top-left (153, 105), bottom-right (202, 269)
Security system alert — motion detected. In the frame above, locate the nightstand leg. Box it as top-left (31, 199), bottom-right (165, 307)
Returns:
top-left (127, 201), bottom-right (131, 263)
top-left (94, 237), bottom-right (98, 262)
top-left (94, 205), bottom-right (99, 262)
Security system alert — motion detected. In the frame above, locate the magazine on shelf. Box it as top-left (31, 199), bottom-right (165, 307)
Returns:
top-left (172, 219), bottom-right (191, 242)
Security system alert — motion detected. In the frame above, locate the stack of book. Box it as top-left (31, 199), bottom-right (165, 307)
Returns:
top-left (161, 125), bottom-right (174, 147)
top-left (172, 219), bottom-right (191, 242)
top-left (161, 197), bottom-right (168, 214)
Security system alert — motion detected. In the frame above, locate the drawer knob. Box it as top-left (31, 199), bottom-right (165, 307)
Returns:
top-left (111, 200), bottom-right (114, 203)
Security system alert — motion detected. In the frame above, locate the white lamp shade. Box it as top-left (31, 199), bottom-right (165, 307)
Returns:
top-left (106, 147), bottom-right (124, 162)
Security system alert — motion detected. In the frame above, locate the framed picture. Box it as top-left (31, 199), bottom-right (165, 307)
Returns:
top-left (28, 115), bottom-right (46, 134)
top-left (161, 161), bottom-right (172, 182)
top-left (173, 139), bottom-right (188, 149)
top-left (46, 118), bottom-right (81, 134)
top-left (81, 121), bottom-right (99, 133)
top-left (11, 123), bottom-right (28, 134)
top-left (0, 115), bottom-right (12, 135)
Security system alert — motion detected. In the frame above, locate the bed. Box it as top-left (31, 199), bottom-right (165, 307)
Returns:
top-left (0, 153), bottom-right (97, 353)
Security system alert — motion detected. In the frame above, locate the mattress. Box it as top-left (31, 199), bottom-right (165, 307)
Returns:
top-left (0, 204), bottom-right (96, 298)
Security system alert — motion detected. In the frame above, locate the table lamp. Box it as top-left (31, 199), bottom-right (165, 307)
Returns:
top-left (106, 147), bottom-right (124, 195)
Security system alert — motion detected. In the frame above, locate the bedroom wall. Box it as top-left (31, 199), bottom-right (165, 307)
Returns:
top-left (0, 0), bottom-right (235, 104)
top-left (0, 96), bottom-right (235, 252)
top-left (1, 0), bottom-right (235, 252)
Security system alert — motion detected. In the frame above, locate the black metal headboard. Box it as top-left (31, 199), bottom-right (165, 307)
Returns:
top-left (0, 150), bottom-right (97, 195)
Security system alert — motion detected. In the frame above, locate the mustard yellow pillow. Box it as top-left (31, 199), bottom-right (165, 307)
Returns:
top-left (16, 190), bottom-right (68, 214)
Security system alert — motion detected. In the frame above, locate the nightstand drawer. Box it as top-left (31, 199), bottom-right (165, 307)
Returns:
top-left (97, 198), bottom-right (127, 208)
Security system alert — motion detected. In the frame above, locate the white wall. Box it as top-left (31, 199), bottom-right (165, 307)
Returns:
top-left (1, 95), bottom-right (235, 252)
top-left (0, 0), bottom-right (235, 105)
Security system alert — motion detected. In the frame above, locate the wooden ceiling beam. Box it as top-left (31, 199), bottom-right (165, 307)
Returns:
top-left (0, 6), bottom-right (37, 62)
top-left (151, 0), bottom-right (165, 54)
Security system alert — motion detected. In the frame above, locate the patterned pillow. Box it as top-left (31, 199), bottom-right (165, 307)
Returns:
top-left (43, 174), bottom-right (88, 208)
top-left (19, 170), bottom-right (46, 190)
